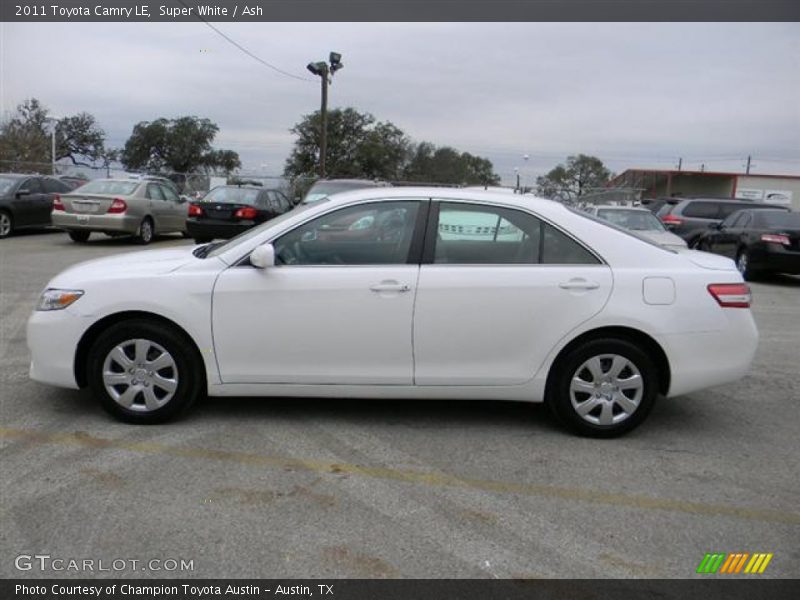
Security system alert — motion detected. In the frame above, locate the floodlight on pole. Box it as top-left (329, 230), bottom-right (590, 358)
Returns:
top-left (306, 52), bottom-right (344, 178)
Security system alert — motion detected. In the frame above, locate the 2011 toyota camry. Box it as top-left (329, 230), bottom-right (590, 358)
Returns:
top-left (27, 188), bottom-right (758, 437)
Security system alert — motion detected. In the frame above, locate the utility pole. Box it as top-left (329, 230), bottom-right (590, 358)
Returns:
top-left (745, 155), bottom-right (751, 175)
top-left (677, 157), bottom-right (682, 172)
top-left (307, 52), bottom-right (343, 179)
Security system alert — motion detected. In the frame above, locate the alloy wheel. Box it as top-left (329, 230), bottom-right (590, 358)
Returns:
top-left (569, 354), bottom-right (644, 426)
top-left (0, 213), bottom-right (11, 237)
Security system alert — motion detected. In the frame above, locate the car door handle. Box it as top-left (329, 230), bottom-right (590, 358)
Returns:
top-left (370, 281), bottom-right (411, 293)
top-left (559, 279), bottom-right (600, 290)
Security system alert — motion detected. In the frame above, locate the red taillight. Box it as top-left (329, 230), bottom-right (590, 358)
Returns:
top-left (661, 214), bottom-right (683, 226)
top-left (234, 207), bottom-right (258, 219)
top-left (53, 194), bottom-right (64, 211)
top-left (761, 233), bottom-right (790, 245)
top-left (188, 203), bottom-right (204, 217)
top-left (107, 198), bottom-right (127, 214)
top-left (708, 283), bottom-right (751, 308)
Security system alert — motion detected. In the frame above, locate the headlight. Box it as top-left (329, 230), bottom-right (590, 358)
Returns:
top-left (36, 289), bottom-right (84, 311)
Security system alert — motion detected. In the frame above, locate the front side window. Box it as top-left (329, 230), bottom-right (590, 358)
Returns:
top-left (146, 184), bottom-right (166, 201)
top-left (160, 184), bottom-right (180, 202)
top-left (274, 201), bottom-right (420, 266)
top-left (22, 178), bottom-right (43, 194)
top-left (720, 211), bottom-right (745, 228)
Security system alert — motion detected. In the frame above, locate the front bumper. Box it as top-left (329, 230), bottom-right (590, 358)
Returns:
top-left (52, 211), bottom-right (140, 234)
top-left (27, 308), bottom-right (93, 389)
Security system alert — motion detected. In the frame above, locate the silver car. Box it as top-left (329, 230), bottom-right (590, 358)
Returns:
top-left (585, 205), bottom-right (688, 249)
top-left (53, 178), bottom-right (188, 244)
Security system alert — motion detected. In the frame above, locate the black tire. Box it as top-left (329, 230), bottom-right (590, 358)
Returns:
top-left (136, 217), bottom-right (154, 245)
top-left (547, 338), bottom-right (659, 438)
top-left (736, 248), bottom-right (758, 281)
top-left (0, 210), bottom-right (13, 239)
top-left (68, 230), bottom-right (91, 243)
top-left (87, 319), bottom-right (204, 424)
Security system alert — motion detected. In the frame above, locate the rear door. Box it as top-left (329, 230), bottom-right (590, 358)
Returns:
top-left (145, 183), bottom-right (169, 231)
top-left (12, 177), bottom-right (45, 227)
top-left (413, 201), bottom-right (613, 386)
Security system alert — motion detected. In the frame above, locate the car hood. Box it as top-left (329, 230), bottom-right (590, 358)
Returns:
top-left (637, 230), bottom-right (687, 248)
top-left (681, 249), bottom-right (738, 271)
top-left (50, 246), bottom-right (198, 285)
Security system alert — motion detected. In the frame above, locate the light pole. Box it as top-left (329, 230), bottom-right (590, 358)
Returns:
top-left (45, 116), bottom-right (61, 175)
top-left (522, 154), bottom-right (529, 193)
top-left (307, 52), bottom-right (344, 179)
top-left (514, 167), bottom-right (520, 193)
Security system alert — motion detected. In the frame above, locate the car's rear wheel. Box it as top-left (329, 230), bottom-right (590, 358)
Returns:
top-left (68, 230), bottom-right (91, 243)
top-left (736, 249), bottom-right (757, 281)
top-left (548, 338), bottom-right (658, 437)
top-left (0, 210), bottom-right (13, 239)
top-left (87, 320), bottom-right (203, 424)
top-left (136, 217), bottom-right (154, 245)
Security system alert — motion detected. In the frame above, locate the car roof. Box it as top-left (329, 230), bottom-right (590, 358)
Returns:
top-left (595, 205), bottom-right (650, 212)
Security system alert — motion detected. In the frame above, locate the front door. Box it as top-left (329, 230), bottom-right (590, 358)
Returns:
top-left (212, 200), bottom-right (426, 384)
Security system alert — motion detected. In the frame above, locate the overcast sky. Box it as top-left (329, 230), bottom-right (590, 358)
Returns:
top-left (1, 22), bottom-right (798, 184)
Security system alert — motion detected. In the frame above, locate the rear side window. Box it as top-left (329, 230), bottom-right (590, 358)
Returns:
top-left (42, 178), bottom-right (70, 193)
top-left (682, 201), bottom-right (720, 219)
top-left (433, 202), bottom-right (599, 265)
top-left (146, 184), bottom-right (166, 201)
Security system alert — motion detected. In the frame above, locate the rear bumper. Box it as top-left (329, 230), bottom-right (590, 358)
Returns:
top-left (186, 219), bottom-right (255, 240)
top-left (52, 212), bottom-right (139, 234)
top-left (749, 244), bottom-right (800, 274)
top-left (656, 309), bottom-right (758, 397)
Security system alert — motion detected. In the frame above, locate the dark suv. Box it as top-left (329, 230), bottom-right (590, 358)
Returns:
top-left (656, 198), bottom-right (788, 246)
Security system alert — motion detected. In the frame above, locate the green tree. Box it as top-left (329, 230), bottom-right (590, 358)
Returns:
top-left (121, 116), bottom-right (241, 177)
top-left (403, 143), bottom-right (500, 186)
top-left (284, 107), bottom-right (500, 186)
top-left (284, 108), bottom-right (411, 180)
top-left (0, 98), bottom-right (113, 171)
top-left (536, 154), bottom-right (611, 202)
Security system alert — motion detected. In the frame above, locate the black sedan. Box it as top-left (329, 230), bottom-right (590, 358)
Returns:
top-left (695, 208), bottom-right (800, 280)
top-left (0, 173), bottom-right (72, 239)
top-left (186, 184), bottom-right (292, 243)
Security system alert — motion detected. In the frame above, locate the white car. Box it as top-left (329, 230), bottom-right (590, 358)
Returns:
top-left (584, 205), bottom-right (688, 249)
top-left (27, 188), bottom-right (758, 437)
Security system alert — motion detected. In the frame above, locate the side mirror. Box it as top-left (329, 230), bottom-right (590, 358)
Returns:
top-left (711, 222), bottom-right (723, 230)
top-left (250, 243), bottom-right (275, 269)
top-left (178, 195), bottom-right (190, 204)
top-left (16, 189), bottom-right (31, 198)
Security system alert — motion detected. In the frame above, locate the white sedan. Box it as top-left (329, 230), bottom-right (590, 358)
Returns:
top-left (27, 188), bottom-right (758, 437)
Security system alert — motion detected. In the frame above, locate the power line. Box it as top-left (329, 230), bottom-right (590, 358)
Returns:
top-left (177, 0), bottom-right (313, 83)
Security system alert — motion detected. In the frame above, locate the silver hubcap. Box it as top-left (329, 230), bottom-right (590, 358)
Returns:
top-left (737, 253), bottom-right (747, 274)
top-left (0, 214), bottom-right (10, 236)
top-left (141, 221), bottom-right (152, 241)
top-left (102, 339), bottom-right (178, 412)
top-left (569, 354), bottom-right (644, 426)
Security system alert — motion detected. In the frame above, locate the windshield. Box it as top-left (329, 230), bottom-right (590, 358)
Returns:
top-left (202, 186), bottom-right (262, 206)
top-left (755, 211), bottom-right (800, 228)
top-left (301, 181), bottom-right (377, 205)
top-left (74, 180), bottom-right (139, 195)
top-left (204, 204), bottom-right (315, 258)
top-left (596, 209), bottom-right (666, 231)
top-left (0, 177), bottom-right (18, 194)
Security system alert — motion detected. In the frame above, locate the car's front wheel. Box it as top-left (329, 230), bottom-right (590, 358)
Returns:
top-left (548, 338), bottom-right (658, 437)
top-left (87, 320), bottom-right (204, 424)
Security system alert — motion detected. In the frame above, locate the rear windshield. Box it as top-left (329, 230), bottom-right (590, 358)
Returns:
top-left (202, 186), bottom-right (262, 206)
top-left (754, 211), bottom-right (800, 228)
top-left (75, 180), bottom-right (139, 195)
top-left (596, 209), bottom-right (666, 231)
top-left (0, 177), bottom-right (18, 194)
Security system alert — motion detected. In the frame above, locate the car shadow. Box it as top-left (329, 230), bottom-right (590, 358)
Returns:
top-left (754, 273), bottom-right (800, 287)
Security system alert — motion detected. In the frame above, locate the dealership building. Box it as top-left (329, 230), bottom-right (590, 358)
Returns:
top-left (607, 169), bottom-right (800, 211)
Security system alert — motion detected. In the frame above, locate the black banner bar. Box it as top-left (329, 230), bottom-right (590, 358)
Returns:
top-left (4, 579), bottom-right (800, 600)
top-left (2, 0), bottom-right (800, 22)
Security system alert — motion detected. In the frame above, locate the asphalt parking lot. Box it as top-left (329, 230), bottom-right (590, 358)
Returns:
top-left (1, 229), bottom-right (798, 579)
